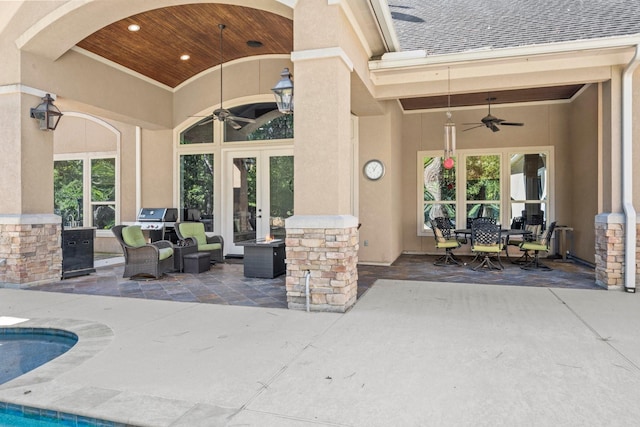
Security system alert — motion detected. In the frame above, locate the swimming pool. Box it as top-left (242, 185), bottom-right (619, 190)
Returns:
top-left (0, 401), bottom-right (127, 426)
top-left (0, 328), bottom-right (78, 385)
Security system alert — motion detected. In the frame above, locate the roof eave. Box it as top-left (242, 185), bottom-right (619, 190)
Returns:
top-left (368, 0), bottom-right (401, 52)
top-left (370, 34), bottom-right (640, 70)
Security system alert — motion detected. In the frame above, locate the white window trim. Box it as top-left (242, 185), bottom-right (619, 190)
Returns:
top-left (54, 112), bottom-right (120, 237)
top-left (417, 146), bottom-right (554, 236)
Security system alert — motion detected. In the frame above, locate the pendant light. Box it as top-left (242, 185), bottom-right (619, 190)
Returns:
top-left (443, 68), bottom-right (456, 170)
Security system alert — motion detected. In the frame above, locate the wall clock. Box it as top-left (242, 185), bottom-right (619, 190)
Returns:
top-left (363, 159), bottom-right (385, 181)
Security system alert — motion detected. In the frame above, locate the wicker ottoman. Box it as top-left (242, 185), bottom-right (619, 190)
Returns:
top-left (183, 252), bottom-right (211, 274)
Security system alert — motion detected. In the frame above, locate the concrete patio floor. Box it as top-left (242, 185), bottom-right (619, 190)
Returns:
top-left (1, 278), bottom-right (638, 426)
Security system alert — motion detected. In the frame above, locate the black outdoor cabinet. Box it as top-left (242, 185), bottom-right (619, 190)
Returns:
top-left (62, 227), bottom-right (96, 279)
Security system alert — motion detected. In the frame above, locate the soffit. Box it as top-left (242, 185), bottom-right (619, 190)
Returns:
top-left (76, 3), bottom-right (293, 88)
top-left (400, 84), bottom-right (585, 111)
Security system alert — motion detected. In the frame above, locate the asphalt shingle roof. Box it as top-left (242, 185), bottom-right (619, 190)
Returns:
top-left (388, 0), bottom-right (640, 54)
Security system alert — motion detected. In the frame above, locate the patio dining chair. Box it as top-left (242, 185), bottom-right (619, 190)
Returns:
top-left (520, 221), bottom-right (557, 270)
top-left (511, 214), bottom-right (544, 264)
top-left (470, 223), bottom-right (503, 271)
top-left (430, 218), bottom-right (461, 266)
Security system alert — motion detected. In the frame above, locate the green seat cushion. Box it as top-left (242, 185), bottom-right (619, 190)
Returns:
top-left (472, 244), bottom-right (501, 253)
top-left (158, 247), bottom-right (173, 261)
top-left (520, 242), bottom-right (548, 251)
top-left (436, 240), bottom-right (460, 249)
top-left (179, 222), bottom-right (207, 246)
top-left (122, 226), bottom-right (146, 248)
top-left (199, 242), bottom-right (222, 251)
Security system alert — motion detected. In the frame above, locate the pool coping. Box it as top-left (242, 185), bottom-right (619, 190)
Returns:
top-left (0, 317), bottom-right (124, 425)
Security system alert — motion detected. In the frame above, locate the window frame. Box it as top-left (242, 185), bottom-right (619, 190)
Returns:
top-left (54, 152), bottom-right (118, 234)
top-left (417, 146), bottom-right (554, 236)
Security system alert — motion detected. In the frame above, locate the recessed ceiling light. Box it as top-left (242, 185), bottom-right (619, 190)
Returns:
top-left (128, 24), bottom-right (140, 32)
top-left (180, 54), bottom-right (190, 61)
top-left (247, 40), bottom-right (263, 48)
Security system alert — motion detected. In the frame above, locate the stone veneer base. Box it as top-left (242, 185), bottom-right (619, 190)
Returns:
top-left (285, 215), bottom-right (359, 312)
top-left (0, 214), bottom-right (62, 286)
top-left (594, 213), bottom-right (634, 290)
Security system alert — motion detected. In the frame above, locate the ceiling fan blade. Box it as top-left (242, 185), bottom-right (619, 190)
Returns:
top-left (227, 119), bottom-right (242, 130)
top-left (500, 122), bottom-right (524, 126)
top-left (463, 124), bottom-right (485, 132)
top-left (489, 123), bottom-right (501, 132)
top-left (229, 115), bottom-right (256, 124)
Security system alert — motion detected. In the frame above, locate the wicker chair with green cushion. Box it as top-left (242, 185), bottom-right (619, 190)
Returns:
top-left (111, 225), bottom-right (174, 279)
top-left (470, 223), bottom-right (503, 271)
top-left (519, 221), bottom-right (557, 270)
top-left (430, 218), bottom-right (461, 266)
top-left (175, 221), bottom-right (224, 263)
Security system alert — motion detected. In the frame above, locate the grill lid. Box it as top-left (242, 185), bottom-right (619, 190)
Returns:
top-left (137, 208), bottom-right (178, 222)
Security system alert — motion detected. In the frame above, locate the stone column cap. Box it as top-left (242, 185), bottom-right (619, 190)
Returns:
top-left (285, 215), bottom-right (358, 229)
top-left (0, 213), bottom-right (61, 225)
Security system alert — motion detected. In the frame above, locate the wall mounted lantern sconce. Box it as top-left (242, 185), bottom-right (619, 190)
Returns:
top-left (271, 68), bottom-right (294, 114)
top-left (30, 93), bottom-right (63, 131)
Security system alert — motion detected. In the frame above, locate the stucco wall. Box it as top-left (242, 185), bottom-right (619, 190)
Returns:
top-left (358, 101), bottom-right (403, 265)
top-left (568, 84), bottom-right (599, 263)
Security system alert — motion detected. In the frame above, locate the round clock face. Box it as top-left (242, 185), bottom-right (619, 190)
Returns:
top-left (364, 159), bottom-right (385, 180)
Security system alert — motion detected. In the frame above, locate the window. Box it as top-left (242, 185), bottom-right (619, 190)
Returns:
top-left (180, 153), bottom-right (214, 231)
top-left (180, 116), bottom-right (214, 145)
top-left (420, 156), bottom-right (457, 233)
top-left (465, 154), bottom-right (501, 226)
top-left (418, 148), bottom-right (551, 235)
top-left (54, 156), bottom-right (116, 230)
top-left (509, 153), bottom-right (547, 226)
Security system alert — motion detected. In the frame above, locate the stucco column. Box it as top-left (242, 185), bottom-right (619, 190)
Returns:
top-left (0, 89), bottom-right (62, 286)
top-left (285, 0), bottom-right (358, 311)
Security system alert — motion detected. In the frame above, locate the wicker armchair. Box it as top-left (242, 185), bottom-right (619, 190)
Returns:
top-left (174, 221), bottom-right (224, 263)
top-left (112, 225), bottom-right (174, 279)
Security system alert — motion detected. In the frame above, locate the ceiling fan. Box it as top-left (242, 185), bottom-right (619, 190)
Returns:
top-left (198, 24), bottom-right (255, 130)
top-left (463, 96), bottom-right (524, 132)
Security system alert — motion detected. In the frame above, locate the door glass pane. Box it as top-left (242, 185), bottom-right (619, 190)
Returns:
top-left (466, 154), bottom-right (500, 224)
top-left (54, 160), bottom-right (84, 227)
top-left (180, 154), bottom-right (214, 231)
top-left (269, 156), bottom-right (294, 239)
top-left (509, 153), bottom-right (547, 225)
top-left (232, 157), bottom-right (257, 242)
top-left (91, 158), bottom-right (116, 230)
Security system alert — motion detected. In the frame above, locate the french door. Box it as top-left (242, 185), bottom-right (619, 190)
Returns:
top-left (223, 148), bottom-right (294, 255)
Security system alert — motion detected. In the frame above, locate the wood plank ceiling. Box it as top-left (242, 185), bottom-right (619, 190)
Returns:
top-left (77, 3), bottom-right (293, 88)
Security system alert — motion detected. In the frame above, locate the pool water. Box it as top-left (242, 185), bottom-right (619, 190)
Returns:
top-left (0, 411), bottom-right (60, 426)
top-left (0, 328), bottom-right (78, 385)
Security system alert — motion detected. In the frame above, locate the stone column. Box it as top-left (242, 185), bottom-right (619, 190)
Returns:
top-left (285, 1), bottom-right (359, 311)
top-left (285, 215), bottom-right (358, 312)
top-left (594, 213), bottom-right (625, 289)
top-left (0, 89), bottom-right (62, 287)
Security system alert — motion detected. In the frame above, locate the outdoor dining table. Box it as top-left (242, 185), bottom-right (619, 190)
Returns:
top-left (454, 228), bottom-right (532, 261)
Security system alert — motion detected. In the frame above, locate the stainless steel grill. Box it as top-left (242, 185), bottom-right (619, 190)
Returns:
top-left (135, 208), bottom-right (178, 242)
